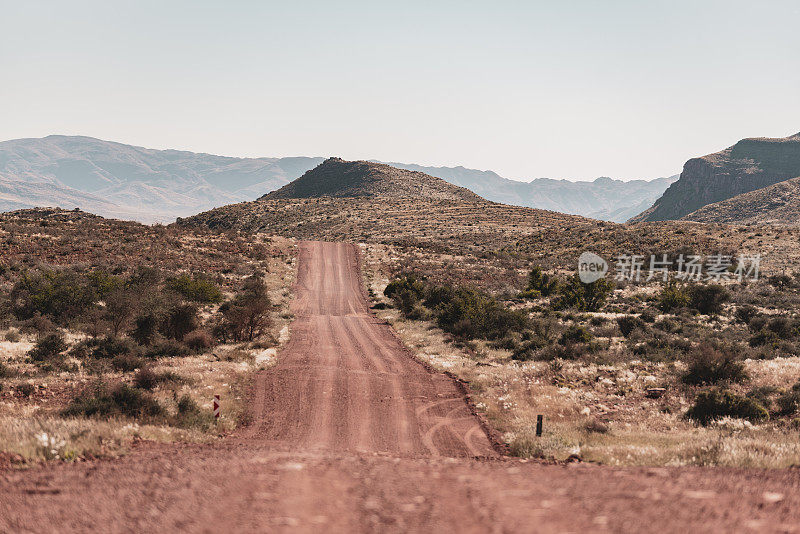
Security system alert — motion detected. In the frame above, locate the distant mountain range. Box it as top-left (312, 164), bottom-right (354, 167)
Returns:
top-left (631, 132), bottom-right (800, 223)
top-left (0, 135), bottom-right (674, 223)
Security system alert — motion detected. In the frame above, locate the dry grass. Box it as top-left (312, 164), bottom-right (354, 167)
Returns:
top-left (0, 211), bottom-right (297, 465)
top-left (363, 242), bottom-right (800, 468)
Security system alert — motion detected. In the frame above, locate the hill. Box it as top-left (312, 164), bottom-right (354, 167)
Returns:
top-left (683, 175), bottom-right (800, 224)
top-left (630, 132), bottom-right (800, 222)
top-left (0, 136), bottom-right (672, 224)
top-left (262, 157), bottom-right (484, 202)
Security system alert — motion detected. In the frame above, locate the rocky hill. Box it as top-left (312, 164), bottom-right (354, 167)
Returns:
top-left (630, 132), bottom-right (800, 222)
top-left (683, 175), bottom-right (800, 224)
top-left (262, 158), bottom-right (484, 202)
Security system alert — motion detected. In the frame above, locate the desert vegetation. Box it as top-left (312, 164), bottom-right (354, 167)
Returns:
top-left (364, 241), bottom-right (800, 467)
top-left (0, 209), bottom-right (295, 465)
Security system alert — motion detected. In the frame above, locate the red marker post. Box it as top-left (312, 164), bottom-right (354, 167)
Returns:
top-left (213, 394), bottom-right (220, 422)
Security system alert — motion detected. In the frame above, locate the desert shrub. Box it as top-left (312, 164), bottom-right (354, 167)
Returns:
top-left (685, 389), bottom-right (768, 426)
top-left (393, 287), bottom-right (425, 319)
top-left (617, 315), bottom-right (645, 337)
top-left (688, 284), bottom-right (730, 316)
top-left (111, 353), bottom-right (145, 372)
top-left (27, 333), bottom-right (68, 362)
top-left (160, 304), bottom-right (198, 341)
top-left (682, 343), bottom-right (748, 385)
top-left (777, 382), bottom-right (800, 416)
top-left (658, 281), bottom-right (689, 312)
top-left (630, 332), bottom-right (691, 361)
top-left (766, 316), bottom-right (798, 340)
top-left (144, 339), bottom-right (191, 359)
top-left (553, 274), bottom-right (613, 312)
top-left (768, 274), bottom-right (793, 290)
top-left (166, 274), bottom-right (223, 304)
top-left (81, 336), bottom-right (140, 360)
top-left (63, 383), bottom-right (164, 420)
top-left (219, 275), bottom-right (271, 341)
top-left (748, 315), bottom-right (769, 332)
top-left (133, 367), bottom-right (184, 390)
top-left (184, 329), bottom-right (214, 352)
top-left (559, 325), bottom-right (593, 345)
top-left (522, 266), bottom-right (558, 298)
top-left (639, 309), bottom-right (657, 323)
top-left (3, 329), bottom-right (20, 342)
top-left (0, 362), bottom-right (15, 378)
top-left (11, 270), bottom-right (98, 323)
top-left (433, 286), bottom-right (528, 340)
top-left (173, 394), bottom-right (214, 429)
top-left (735, 304), bottom-right (760, 325)
top-left (384, 275), bottom-right (426, 301)
top-left (86, 270), bottom-right (124, 299)
top-left (131, 314), bottom-right (158, 346)
top-left (16, 382), bottom-right (35, 398)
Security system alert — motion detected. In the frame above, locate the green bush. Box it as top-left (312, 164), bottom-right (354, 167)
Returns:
top-left (75, 336), bottom-right (140, 360)
top-left (686, 389), bottom-right (768, 426)
top-left (434, 286), bottom-right (528, 340)
top-left (131, 314), bottom-right (158, 346)
top-left (11, 270), bottom-right (97, 322)
top-left (559, 325), bottom-right (593, 345)
top-left (219, 275), bottom-right (272, 341)
top-left (524, 266), bottom-right (558, 297)
top-left (173, 394), bottom-right (213, 429)
top-left (28, 333), bottom-right (68, 362)
top-left (553, 274), bottom-right (613, 312)
top-left (777, 382), bottom-right (800, 416)
top-left (166, 274), bottom-right (223, 304)
top-left (63, 383), bottom-right (164, 420)
top-left (384, 275), bottom-right (426, 301)
top-left (682, 343), bottom-right (748, 385)
top-left (617, 315), bottom-right (645, 337)
top-left (689, 284), bottom-right (730, 316)
top-left (735, 304), bottom-right (759, 325)
top-left (658, 281), bottom-right (689, 312)
top-left (160, 304), bottom-right (198, 341)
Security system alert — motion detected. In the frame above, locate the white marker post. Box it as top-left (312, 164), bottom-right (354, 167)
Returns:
top-left (213, 394), bottom-right (220, 422)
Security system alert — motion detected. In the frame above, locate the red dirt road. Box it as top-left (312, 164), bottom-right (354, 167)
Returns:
top-left (2, 241), bottom-right (800, 533)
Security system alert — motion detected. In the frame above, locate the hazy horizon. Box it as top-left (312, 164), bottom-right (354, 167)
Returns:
top-left (2, 1), bottom-right (798, 182)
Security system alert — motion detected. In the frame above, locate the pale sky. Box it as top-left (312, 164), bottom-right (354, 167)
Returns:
top-left (1, 0), bottom-right (798, 181)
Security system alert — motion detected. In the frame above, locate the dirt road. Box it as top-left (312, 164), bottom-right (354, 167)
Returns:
top-left (2, 241), bottom-right (800, 533)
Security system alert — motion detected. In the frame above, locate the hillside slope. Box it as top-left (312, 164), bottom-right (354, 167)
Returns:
top-left (683, 175), bottom-right (800, 224)
top-left (631, 132), bottom-right (800, 222)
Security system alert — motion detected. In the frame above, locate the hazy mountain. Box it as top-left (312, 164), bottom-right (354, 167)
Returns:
top-left (381, 161), bottom-right (677, 221)
top-left (0, 135), bottom-right (674, 223)
top-left (0, 135), bottom-right (325, 223)
top-left (264, 158), bottom-right (483, 202)
top-left (631, 132), bottom-right (800, 223)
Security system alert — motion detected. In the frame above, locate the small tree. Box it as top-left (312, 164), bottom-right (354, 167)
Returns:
top-left (525, 266), bottom-right (558, 297)
top-left (220, 275), bottom-right (272, 341)
top-left (104, 288), bottom-right (137, 336)
top-left (555, 274), bottom-right (613, 312)
top-left (160, 304), bottom-right (198, 341)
